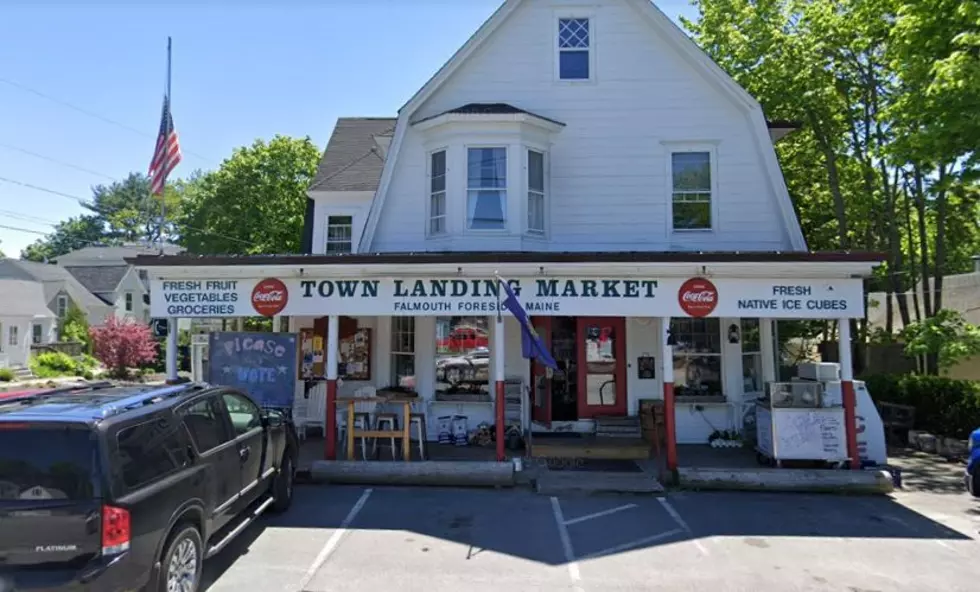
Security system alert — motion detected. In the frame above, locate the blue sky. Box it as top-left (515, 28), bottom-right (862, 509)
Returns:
top-left (0, 0), bottom-right (697, 257)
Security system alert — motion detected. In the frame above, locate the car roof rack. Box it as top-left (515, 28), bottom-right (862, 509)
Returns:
top-left (95, 382), bottom-right (210, 419)
top-left (0, 381), bottom-right (115, 407)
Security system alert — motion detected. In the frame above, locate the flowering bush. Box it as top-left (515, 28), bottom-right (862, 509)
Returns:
top-left (90, 316), bottom-right (158, 378)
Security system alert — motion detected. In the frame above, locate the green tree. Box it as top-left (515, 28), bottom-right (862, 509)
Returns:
top-left (59, 302), bottom-right (91, 352)
top-left (21, 216), bottom-right (106, 262)
top-left (900, 309), bottom-right (980, 373)
top-left (177, 135), bottom-right (320, 254)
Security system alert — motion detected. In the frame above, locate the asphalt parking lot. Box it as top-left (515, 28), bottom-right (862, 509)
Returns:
top-left (202, 485), bottom-right (980, 592)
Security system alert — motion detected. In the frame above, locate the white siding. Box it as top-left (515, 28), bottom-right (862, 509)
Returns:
top-left (0, 317), bottom-right (33, 368)
top-left (370, 0), bottom-right (794, 253)
top-left (113, 269), bottom-right (149, 322)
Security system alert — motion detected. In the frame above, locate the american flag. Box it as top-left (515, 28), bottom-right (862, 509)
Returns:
top-left (148, 95), bottom-right (181, 195)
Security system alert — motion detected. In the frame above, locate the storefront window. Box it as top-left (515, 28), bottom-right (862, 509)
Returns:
top-left (390, 317), bottom-right (415, 390)
top-left (741, 318), bottom-right (763, 393)
top-left (435, 317), bottom-right (490, 395)
top-left (670, 318), bottom-right (722, 397)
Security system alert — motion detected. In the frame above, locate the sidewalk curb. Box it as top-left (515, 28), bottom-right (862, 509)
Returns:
top-left (310, 460), bottom-right (516, 488)
top-left (677, 467), bottom-right (895, 494)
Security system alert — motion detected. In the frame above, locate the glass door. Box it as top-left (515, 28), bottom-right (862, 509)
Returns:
top-left (576, 317), bottom-right (627, 418)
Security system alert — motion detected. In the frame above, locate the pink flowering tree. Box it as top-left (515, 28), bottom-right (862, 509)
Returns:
top-left (90, 316), bottom-right (158, 378)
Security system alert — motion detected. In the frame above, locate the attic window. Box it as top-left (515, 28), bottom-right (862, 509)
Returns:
top-left (558, 18), bottom-right (591, 80)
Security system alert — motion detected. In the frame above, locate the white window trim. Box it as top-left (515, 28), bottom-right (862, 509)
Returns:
top-left (32, 323), bottom-right (43, 345)
top-left (9, 325), bottom-right (18, 347)
top-left (324, 213), bottom-right (355, 254)
top-left (57, 294), bottom-right (68, 318)
top-left (664, 142), bottom-right (720, 234)
top-left (464, 144), bottom-right (509, 233)
top-left (670, 317), bottom-right (726, 397)
top-left (125, 291), bottom-right (134, 312)
top-left (554, 11), bottom-right (597, 84)
top-left (426, 147), bottom-right (449, 238)
top-left (390, 316), bottom-right (416, 387)
top-left (524, 146), bottom-right (548, 237)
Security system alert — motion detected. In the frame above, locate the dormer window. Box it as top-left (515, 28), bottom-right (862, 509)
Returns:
top-left (466, 147), bottom-right (507, 230)
top-left (558, 18), bottom-right (591, 80)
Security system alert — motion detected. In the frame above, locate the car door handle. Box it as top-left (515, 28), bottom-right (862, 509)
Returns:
top-left (239, 445), bottom-right (251, 462)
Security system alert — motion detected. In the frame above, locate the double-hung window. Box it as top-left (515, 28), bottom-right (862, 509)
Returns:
top-left (9, 326), bottom-right (18, 347)
top-left (670, 317), bottom-right (723, 397)
top-left (527, 150), bottom-right (545, 235)
top-left (741, 319), bottom-right (764, 394)
top-left (326, 215), bottom-right (353, 253)
top-left (57, 295), bottom-right (68, 318)
top-left (390, 317), bottom-right (416, 389)
top-left (671, 151), bottom-right (713, 231)
top-left (429, 150), bottom-right (447, 235)
top-left (467, 147), bottom-right (507, 230)
top-left (558, 18), bottom-right (591, 80)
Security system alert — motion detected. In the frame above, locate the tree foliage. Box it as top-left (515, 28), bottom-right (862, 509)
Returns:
top-left (177, 135), bottom-right (320, 255)
top-left (685, 0), bottom-right (980, 373)
top-left (89, 315), bottom-right (158, 378)
top-left (900, 309), bottom-right (980, 373)
top-left (20, 173), bottom-right (183, 262)
top-left (59, 302), bottom-right (91, 352)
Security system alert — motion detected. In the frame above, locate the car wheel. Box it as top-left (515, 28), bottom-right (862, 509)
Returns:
top-left (156, 525), bottom-right (202, 592)
top-left (271, 454), bottom-right (294, 513)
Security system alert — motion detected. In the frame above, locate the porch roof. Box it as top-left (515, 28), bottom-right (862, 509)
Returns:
top-left (131, 250), bottom-right (882, 268)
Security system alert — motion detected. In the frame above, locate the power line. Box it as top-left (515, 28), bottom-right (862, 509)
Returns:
top-left (0, 208), bottom-right (59, 226)
top-left (0, 142), bottom-right (117, 181)
top-left (0, 77), bottom-right (217, 165)
top-left (308, 148), bottom-right (381, 191)
top-left (0, 223), bottom-right (48, 236)
top-left (0, 174), bottom-right (256, 248)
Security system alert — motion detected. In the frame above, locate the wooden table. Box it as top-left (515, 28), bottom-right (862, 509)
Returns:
top-left (338, 396), bottom-right (415, 461)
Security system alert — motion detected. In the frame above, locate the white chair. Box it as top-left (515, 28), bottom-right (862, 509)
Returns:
top-left (409, 399), bottom-right (428, 460)
top-left (298, 383), bottom-right (326, 440)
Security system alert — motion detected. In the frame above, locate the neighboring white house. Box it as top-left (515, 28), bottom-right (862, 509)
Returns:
top-left (56, 244), bottom-right (182, 324)
top-left (0, 259), bottom-right (114, 332)
top-left (0, 278), bottom-right (55, 369)
top-left (138, 0), bottom-right (880, 469)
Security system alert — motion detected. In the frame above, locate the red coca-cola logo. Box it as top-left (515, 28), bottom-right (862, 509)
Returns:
top-left (678, 278), bottom-right (718, 318)
top-left (252, 278), bottom-right (288, 317)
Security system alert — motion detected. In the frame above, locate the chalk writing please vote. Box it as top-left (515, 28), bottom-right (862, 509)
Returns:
top-left (236, 367), bottom-right (280, 384)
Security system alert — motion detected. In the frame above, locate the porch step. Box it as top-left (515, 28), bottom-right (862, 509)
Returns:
top-left (10, 366), bottom-right (34, 380)
top-left (595, 416), bottom-right (642, 439)
top-left (531, 436), bottom-right (650, 460)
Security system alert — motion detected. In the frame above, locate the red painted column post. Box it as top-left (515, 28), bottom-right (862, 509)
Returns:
top-left (324, 315), bottom-right (339, 461)
top-left (839, 318), bottom-right (860, 469)
top-left (661, 317), bottom-right (678, 471)
top-left (493, 314), bottom-right (506, 462)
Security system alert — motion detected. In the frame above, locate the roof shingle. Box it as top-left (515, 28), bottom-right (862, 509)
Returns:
top-left (63, 265), bottom-right (130, 295)
top-left (309, 118), bottom-right (396, 192)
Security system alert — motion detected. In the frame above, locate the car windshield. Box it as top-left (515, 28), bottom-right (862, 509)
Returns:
top-left (0, 424), bottom-right (99, 500)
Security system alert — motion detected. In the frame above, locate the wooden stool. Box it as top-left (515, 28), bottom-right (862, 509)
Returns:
top-left (374, 413), bottom-right (400, 460)
top-left (410, 413), bottom-right (428, 460)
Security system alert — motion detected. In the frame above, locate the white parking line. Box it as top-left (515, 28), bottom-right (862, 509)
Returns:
top-left (658, 497), bottom-right (709, 556)
top-left (563, 504), bottom-right (639, 526)
top-left (578, 528), bottom-right (683, 561)
top-left (295, 488), bottom-right (373, 591)
top-left (550, 497), bottom-right (584, 591)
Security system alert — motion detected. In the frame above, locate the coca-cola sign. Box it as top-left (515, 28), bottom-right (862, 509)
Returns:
top-left (252, 278), bottom-right (289, 317)
top-left (678, 278), bottom-right (718, 318)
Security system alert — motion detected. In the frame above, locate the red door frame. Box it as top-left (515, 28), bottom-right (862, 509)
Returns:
top-left (530, 316), bottom-right (552, 426)
top-left (576, 317), bottom-right (628, 419)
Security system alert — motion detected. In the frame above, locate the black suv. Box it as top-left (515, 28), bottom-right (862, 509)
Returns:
top-left (0, 381), bottom-right (298, 592)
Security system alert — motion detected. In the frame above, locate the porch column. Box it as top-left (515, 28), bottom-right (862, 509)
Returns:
top-left (760, 319), bottom-right (776, 383)
top-left (324, 315), bottom-right (339, 461)
top-left (493, 314), bottom-right (506, 462)
top-left (165, 317), bottom-right (178, 383)
top-left (661, 317), bottom-right (678, 472)
top-left (839, 318), bottom-right (860, 469)
top-left (273, 315), bottom-right (282, 333)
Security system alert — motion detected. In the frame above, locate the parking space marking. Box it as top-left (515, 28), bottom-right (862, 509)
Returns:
top-left (295, 488), bottom-right (373, 591)
top-left (658, 497), bottom-right (709, 556)
top-left (563, 504), bottom-right (639, 526)
top-left (549, 497), bottom-right (584, 591)
top-left (578, 528), bottom-right (683, 561)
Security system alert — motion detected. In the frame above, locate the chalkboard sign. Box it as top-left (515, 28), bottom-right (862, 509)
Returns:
top-left (208, 332), bottom-right (298, 409)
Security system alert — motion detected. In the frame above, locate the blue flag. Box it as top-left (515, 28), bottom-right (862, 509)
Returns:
top-left (499, 278), bottom-right (558, 369)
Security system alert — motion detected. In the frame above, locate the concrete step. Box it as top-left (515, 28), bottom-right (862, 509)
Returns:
top-left (531, 436), bottom-right (650, 460)
top-left (535, 471), bottom-right (665, 495)
top-left (595, 416), bottom-right (642, 438)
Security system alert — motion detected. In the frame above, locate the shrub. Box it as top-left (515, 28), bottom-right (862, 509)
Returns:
top-left (90, 316), bottom-right (158, 378)
top-left (77, 353), bottom-right (100, 370)
top-left (864, 373), bottom-right (980, 439)
top-left (0, 368), bottom-right (14, 382)
top-left (59, 303), bottom-right (92, 353)
top-left (30, 351), bottom-right (83, 378)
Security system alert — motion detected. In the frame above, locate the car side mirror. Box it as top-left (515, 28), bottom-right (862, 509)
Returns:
top-left (263, 412), bottom-right (284, 428)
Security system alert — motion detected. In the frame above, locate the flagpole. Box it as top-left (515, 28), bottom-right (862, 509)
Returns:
top-left (159, 36), bottom-right (172, 252)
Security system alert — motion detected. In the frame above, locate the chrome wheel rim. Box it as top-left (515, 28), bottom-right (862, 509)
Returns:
top-left (167, 537), bottom-right (198, 592)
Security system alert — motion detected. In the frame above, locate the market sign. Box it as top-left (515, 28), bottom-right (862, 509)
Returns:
top-left (149, 276), bottom-right (865, 319)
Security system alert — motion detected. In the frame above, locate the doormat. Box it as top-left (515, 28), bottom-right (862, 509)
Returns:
top-left (545, 459), bottom-right (643, 473)
top-left (532, 432), bottom-right (583, 440)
